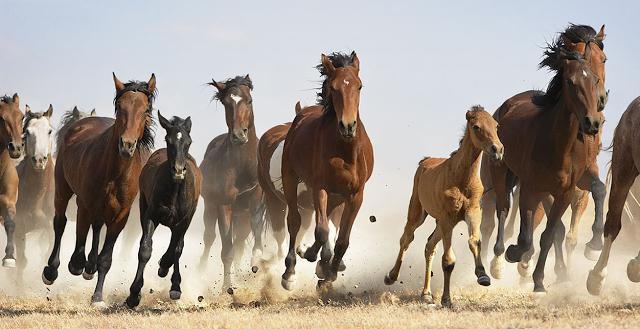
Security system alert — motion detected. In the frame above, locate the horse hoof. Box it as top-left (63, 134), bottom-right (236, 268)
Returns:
top-left (517, 261), bottom-right (533, 278)
top-left (441, 297), bottom-right (453, 308)
top-left (296, 244), bottom-right (309, 258)
top-left (477, 274), bottom-right (491, 286)
top-left (82, 271), bottom-right (94, 280)
top-left (338, 260), bottom-right (346, 272)
top-left (316, 279), bottom-right (333, 293)
top-left (532, 290), bottom-right (547, 299)
top-left (2, 258), bottom-right (15, 268)
top-left (315, 262), bottom-right (327, 280)
top-left (158, 266), bottom-right (169, 278)
top-left (626, 258), bottom-right (640, 282)
top-left (490, 255), bottom-right (504, 279)
top-left (281, 275), bottom-right (296, 291)
top-left (169, 290), bottom-right (182, 300)
top-left (125, 295), bottom-right (140, 309)
top-left (421, 293), bottom-right (435, 305)
top-left (91, 301), bottom-right (107, 309)
top-left (68, 263), bottom-right (84, 276)
top-left (587, 269), bottom-right (606, 296)
top-left (42, 267), bottom-right (57, 285)
top-left (384, 274), bottom-right (396, 286)
top-left (584, 245), bottom-right (601, 261)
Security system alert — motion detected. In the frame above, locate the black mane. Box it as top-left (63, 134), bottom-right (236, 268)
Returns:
top-left (316, 51), bottom-right (357, 114)
top-left (113, 80), bottom-right (156, 151)
top-left (23, 111), bottom-right (45, 132)
top-left (0, 95), bottom-right (15, 104)
top-left (210, 75), bottom-right (253, 102)
top-left (533, 24), bottom-right (602, 107)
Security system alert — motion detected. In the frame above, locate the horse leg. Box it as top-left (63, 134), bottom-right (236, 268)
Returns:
top-left (14, 230), bottom-right (26, 286)
top-left (2, 206), bottom-right (17, 268)
top-left (169, 228), bottom-right (186, 300)
top-left (506, 182), bottom-right (540, 266)
top-left (518, 201), bottom-right (545, 278)
top-left (265, 196), bottom-right (287, 259)
top-left (421, 223), bottom-right (442, 304)
top-left (327, 192), bottom-right (363, 282)
top-left (480, 189), bottom-right (496, 265)
top-left (532, 191), bottom-right (572, 293)
top-left (489, 165), bottom-right (512, 279)
top-left (317, 202), bottom-right (341, 280)
top-left (586, 176), bottom-right (606, 261)
top-left (91, 219), bottom-right (126, 307)
top-left (125, 213), bottom-right (156, 309)
top-left (281, 167), bottom-right (302, 291)
top-left (83, 222), bottom-right (102, 280)
top-left (216, 204), bottom-right (234, 290)
top-left (505, 184), bottom-right (521, 242)
top-left (588, 156), bottom-right (637, 295)
top-left (249, 196), bottom-right (266, 273)
top-left (565, 188), bottom-right (588, 268)
top-left (199, 198), bottom-right (218, 269)
top-left (232, 213), bottom-right (250, 271)
top-left (465, 207), bottom-right (491, 287)
top-left (68, 206), bottom-right (91, 276)
top-left (385, 185), bottom-right (427, 285)
top-left (297, 188), bottom-right (329, 263)
top-left (440, 223), bottom-right (456, 308)
top-left (42, 180), bottom-right (73, 285)
top-left (158, 223), bottom-right (181, 278)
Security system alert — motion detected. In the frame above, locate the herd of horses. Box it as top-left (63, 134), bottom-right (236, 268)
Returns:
top-left (1, 23), bottom-right (640, 309)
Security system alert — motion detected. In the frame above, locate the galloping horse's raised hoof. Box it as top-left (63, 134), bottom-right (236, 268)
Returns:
top-left (169, 290), bottom-right (182, 300)
top-left (490, 255), bottom-right (505, 279)
top-left (504, 246), bottom-right (523, 263)
top-left (42, 266), bottom-right (57, 285)
top-left (584, 245), bottom-right (602, 261)
top-left (337, 260), bottom-right (346, 272)
top-left (82, 271), bottom-right (94, 280)
top-left (281, 274), bottom-right (296, 291)
top-left (125, 295), bottom-right (141, 309)
top-left (158, 265), bottom-right (169, 278)
top-left (517, 260), bottom-right (533, 277)
top-left (587, 269), bottom-right (606, 295)
top-left (2, 258), bottom-right (15, 268)
top-left (383, 273), bottom-right (396, 286)
top-left (315, 260), bottom-right (331, 280)
top-left (626, 258), bottom-right (640, 282)
top-left (477, 274), bottom-right (491, 286)
top-left (316, 279), bottom-right (333, 293)
top-left (91, 301), bottom-right (107, 309)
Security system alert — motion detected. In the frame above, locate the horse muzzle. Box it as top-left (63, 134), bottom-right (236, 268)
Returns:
top-left (487, 144), bottom-right (504, 161)
top-left (339, 120), bottom-right (357, 140)
top-left (7, 141), bottom-right (23, 159)
top-left (118, 137), bottom-right (137, 158)
top-left (31, 156), bottom-right (48, 170)
top-left (230, 131), bottom-right (249, 145)
top-left (172, 166), bottom-right (187, 180)
top-left (581, 116), bottom-right (602, 136)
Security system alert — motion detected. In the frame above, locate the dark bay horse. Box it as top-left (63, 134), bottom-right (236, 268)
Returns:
top-left (281, 51), bottom-right (374, 290)
top-left (487, 27), bottom-right (604, 293)
top-left (481, 25), bottom-right (608, 280)
top-left (14, 105), bottom-right (55, 281)
top-left (199, 75), bottom-right (266, 289)
top-left (126, 113), bottom-right (201, 308)
top-left (0, 93), bottom-right (25, 268)
top-left (42, 74), bottom-right (156, 307)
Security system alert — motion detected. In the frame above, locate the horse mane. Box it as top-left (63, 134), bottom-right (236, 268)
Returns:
top-left (0, 95), bottom-right (16, 104)
top-left (113, 80), bottom-right (157, 151)
top-left (23, 111), bottom-right (45, 131)
top-left (533, 24), bottom-right (602, 107)
top-left (56, 108), bottom-right (87, 154)
top-left (210, 75), bottom-right (253, 102)
top-left (316, 52), bottom-right (356, 114)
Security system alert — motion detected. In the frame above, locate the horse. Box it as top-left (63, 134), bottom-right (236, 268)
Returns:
top-left (486, 26), bottom-right (604, 293)
top-left (126, 113), bottom-right (201, 308)
top-left (384, 106), bottom-right (502, 307)
top-left (588, 97), bottom-right (640, 295)
top-left (481, 25), bottom-right (608, 281)
top-left (42, 73), bottom-right (156, 307)
top-left (280, 51), bottom-right (373, 291)
top-left (199, 75), bottom-right (266, 289)
top-left (257, 105), bottom-right (345, 272)
top-left (54, 106), bottom-right (96, 158)
top-left (13, 104), bottom-right (55, 282)
top-left (0, 93), bottom-right (25, 268)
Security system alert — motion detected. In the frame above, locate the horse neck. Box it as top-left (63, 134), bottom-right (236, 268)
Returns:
top-left (324, 113), bottom-right (363, 163)
top-left (450, 130), bottom-right (482, 185)
top-left (547, 98), bottom-right (580, 167)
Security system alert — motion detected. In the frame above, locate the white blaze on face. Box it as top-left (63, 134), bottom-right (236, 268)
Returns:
top-left (230, 94), bottom-right (242, 105)
top-left (343, 79), bottom-right (350, 86)
top-left (176, 132), bottom-right (182, 140)
top-left (26, 117), bottom-right (53, 160)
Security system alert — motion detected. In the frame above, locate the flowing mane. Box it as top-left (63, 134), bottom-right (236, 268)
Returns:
top-left (316, 51), bottom-right (357, 114)
top-left (209, 75), bottom-right (253, 102)
top-left (113, 80), bottom-right (157, 151)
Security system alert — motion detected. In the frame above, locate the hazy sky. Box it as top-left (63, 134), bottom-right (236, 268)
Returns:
top-left (1, 0), bottom-right (638, 208)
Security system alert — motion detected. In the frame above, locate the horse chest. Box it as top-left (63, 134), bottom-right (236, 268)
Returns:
top-left (327, 157), bottom-right (360, 194)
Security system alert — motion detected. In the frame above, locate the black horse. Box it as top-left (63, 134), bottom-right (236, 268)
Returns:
top-left (126, 113), bottom-right (201, 308)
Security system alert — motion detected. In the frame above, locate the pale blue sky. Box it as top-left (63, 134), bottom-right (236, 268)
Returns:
top-left (1, 1), bottom-right (637, 207)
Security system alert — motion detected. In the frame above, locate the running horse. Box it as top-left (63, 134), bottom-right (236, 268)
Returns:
top-left (14, 104), bottom-right (55, 282)
top-left (280, 51), bottom-right (373, 290)
top-left (486, 26), bottom-right (604, 293)
top-left (42, 74), bottom-right (156, 307)
top-left (0, 93), bottom-right (25, 268)
top-left (199, 75), bottom-right (266, 289)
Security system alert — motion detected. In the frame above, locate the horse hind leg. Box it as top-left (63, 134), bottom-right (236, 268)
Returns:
top-left (2, 205), bottom-right (17, 268)
top-left (42, 179), bottom-right (73, 285)
top-left (83, 222), bottom-right (102, 280)
top-left (249, 200), bottom-right (266, 273)
top-left (91, 218), bottom-right (126, 307)
top-left (585, 178), bottom-right (606, 261)
top-left (440, 223), bottom-right (456, 308)
top-left (198, 199), bottom-right (218, 270)
top-left (265, 196), bottom-right (287, 260)
top-left (68, 206), bottom-right (91, 276)
top-left (421, 223), bottom-right (442, 304)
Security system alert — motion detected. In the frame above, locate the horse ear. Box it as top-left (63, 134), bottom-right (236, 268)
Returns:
top-left (90, 108), bottom-right (97, 116)
top-left (466, 110), bottom-right (475, 121)
top-left (321, 54), bottom-right (336, 76)
top-left (596, 25), bottom-right (606, 42)
top-left (44, 104), bottom-right (53, 118)
top-left (295, 101), bottom-right (302, 115)
top-left (147, 73), bottom-right (156, 93)
top-left (183, 116), bottom-right (192, 133)
top-left (72, 106), bottom-right (79, 116)
top-left (158, 111), bottom-right (171, 130)
top-left (208, 79), bottom-right (226, 92)
top-left (350, 51), bottom-right (360, 71)
top-left (12, 93), bottom-right (19, 106)
top-left (25, 104), bottom-right (31, 114)
top-left (113, 72), bottom-right (125, 92)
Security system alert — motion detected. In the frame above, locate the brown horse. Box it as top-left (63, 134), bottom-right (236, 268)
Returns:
top-left (385, 106), bottom-right (502, 307)
top-left (257, 108), bottom-right (344, 272)
top-left (42, 74), bottom-right (156, 307)
top-left (487, 26), bottom-right (604, 293)
top-left (0, 94), bottom-right (25, 268)
top-left (588, 97), bottom-right (640, 295)
top-left (13, 104), bottom-right (55, 282)
top-left (199, 75), bottom-right (266, 289)
top-left (481, 25), bottom-right (608, 281)
top-left (280, 51), bottom-right (373, 290)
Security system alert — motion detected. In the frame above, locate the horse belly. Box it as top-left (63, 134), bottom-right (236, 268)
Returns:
top-left (270, 141), bottom-right (310, 199)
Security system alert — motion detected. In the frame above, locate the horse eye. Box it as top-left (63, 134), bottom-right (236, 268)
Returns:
top-left (359, 85), bottom-right (363, 91)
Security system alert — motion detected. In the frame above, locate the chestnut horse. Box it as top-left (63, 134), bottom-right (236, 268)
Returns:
top-left (42, 74), bottom-right (156, 307)
top-left (14, 104), bottom-right (55, 282)
top-left (588, 97), bottom-right (640, 295)
top-left (257, 107), bottom-right (344, 272)
top-left (385, 106), bottom-right (502, 307)
top-left (281, 51), bottom-right (373, 290)
top-left (487, 26), bottom-right (604, 293)
top-left (126, 113), bottom-right (201, 308)
top-left (0, 93), bottom-right (25, 268)
top-left (199, 75), bottom-right (266, 289)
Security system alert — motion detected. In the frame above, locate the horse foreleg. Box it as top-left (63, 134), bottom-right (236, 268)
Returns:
top-left (489, 165), bottom-right (511, 279)
top-left (421, 223), bottom-right (442, 304)
top-left (125, 214), bottom-right (156, 309)
top-left (91, 219), bottom-right (126, 307)
top-left (83, 222), bottom-right (102, 280)
top-left (266, 196), bottom-right (287, 260)
top-left (199, 199), bottom-right (218, 269)
top-left (216, 204), bottom-right (234, 290)
top-left (68, 206), bottom-right (91, 276)
top-left (479, 189), bottom-right (496, 265)
top-left (169, 229), bottom-right (186, 300)
top-left (42, 212), bottom-right (68, 285)
top-left (586, 177), bottom-right (606, 260)
top-left (298, 188), bottom-right (329, 263)
top-left (440, 223), bottom-right (456, 308)
top-left (466, 207), bottom-right (491, 287)
top-left (2, 207), bottom-right (17, 268)
top-left (566, 189), bottom-right (588, 267)
top-left (327, 192), bottom-right (363, 282)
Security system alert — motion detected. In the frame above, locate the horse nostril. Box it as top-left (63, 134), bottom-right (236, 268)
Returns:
top-left (491, 145), bottom-right (498, 153)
